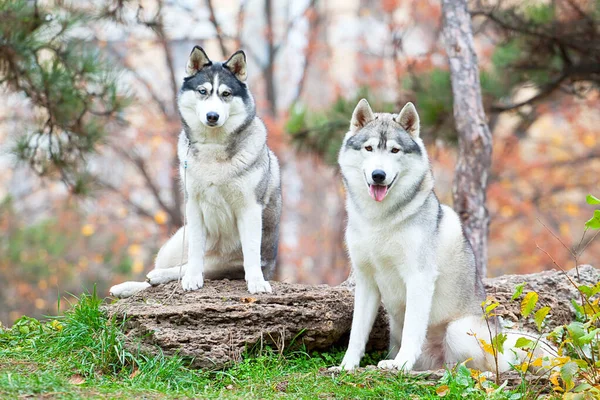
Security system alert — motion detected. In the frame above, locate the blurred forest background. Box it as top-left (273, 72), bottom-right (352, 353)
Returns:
top-left (0, 0), bottom-right (599, 325)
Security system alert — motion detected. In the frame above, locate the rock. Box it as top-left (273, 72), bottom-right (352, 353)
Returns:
top-left (484, 265), bottom-right (599, 331)
top-left (105, 265), bottom-right (599, 370)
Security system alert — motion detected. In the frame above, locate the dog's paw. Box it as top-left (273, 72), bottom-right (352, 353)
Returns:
top-left (247, 278), bottom-right (272, 294)
top-left (377, 360), bottom-right (401, 370)
top-left (330, 357), bottom-right (359, 372)
top-left (109, 281), bottom-right (150, 298)
top-left (147, 269), bottom-right (176, 285)
top-left (377, 359), bottom-right (412, 371)
top-left (182, 273), bottom-right (204, 291)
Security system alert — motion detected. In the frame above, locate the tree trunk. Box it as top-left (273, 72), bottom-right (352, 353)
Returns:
top-left (106, 266), bottom-right (598, 370)
top-left (441, 0), bottom-right (493, 277)
top-left (264, 0), bottom-right (277, 116)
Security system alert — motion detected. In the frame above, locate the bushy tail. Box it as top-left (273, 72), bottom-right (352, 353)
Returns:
top-left (154, 226), bottom-right (188, 269)
top-left (444, 316), bottom-right (556, 373)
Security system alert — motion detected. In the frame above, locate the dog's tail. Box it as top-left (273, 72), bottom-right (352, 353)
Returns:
top-left (154, 226), bottom-right (188, 270)
top-left (444, 316), bottom-right (556, 373)
top-left (109, 227), bottom-right (188, 298)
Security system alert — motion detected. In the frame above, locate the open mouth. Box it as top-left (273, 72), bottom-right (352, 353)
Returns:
top-left (368, 184), bottom-right (390, 202)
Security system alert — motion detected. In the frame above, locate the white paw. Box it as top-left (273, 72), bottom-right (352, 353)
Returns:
top-left (332, 356), bottom-right (360, 372)
top-left (146, 269), bottom-right (176, 285)
top-left (247, 278), bottom-right (272, 294)
top-left (377, 359), bottom-right (413, 371)
top-left (182, 273), bottom-right (204, 291)
top-left (109, 281), bottom-right (150, 298)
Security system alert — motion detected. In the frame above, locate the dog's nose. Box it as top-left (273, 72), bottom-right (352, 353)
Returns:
top-left (206, 112), bottom-right (219, 124)
top-left (372, 170), bottom-right (386, 184)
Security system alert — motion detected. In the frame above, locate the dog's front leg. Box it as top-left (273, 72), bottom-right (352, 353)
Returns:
top-left (335, 273), bottom-right (381, 371)
top-left (237, 203), bottom-right (271, 294)
top-left (378, 271), bottom-right (434, 371)
top-left (182, 199), bottom-right (206, 291)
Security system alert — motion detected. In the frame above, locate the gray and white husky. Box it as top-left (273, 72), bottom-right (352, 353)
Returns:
top-left (334, 99), bottom-right (530, 372)
top-left (110, 47), bottom-right (281, 298)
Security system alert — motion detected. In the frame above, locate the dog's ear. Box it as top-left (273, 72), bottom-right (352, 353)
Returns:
top-left (350, 99), bottom-right (375, 132)
top-left (395, 102), bottom-right (420, 138)
top-left (224, 50), bottom-right (247, 82)
top-left (186, 46), bottom-right (211, 76)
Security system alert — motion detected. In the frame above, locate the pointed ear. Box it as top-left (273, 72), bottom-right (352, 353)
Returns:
top-left (395, 102), bottom-right (420, 138)
top-left (224, 50), bottom-right (247, 82)
top-left (350, 99), bottom-right (375, 131)
top-left (186, 46), bottom-right (211, 76)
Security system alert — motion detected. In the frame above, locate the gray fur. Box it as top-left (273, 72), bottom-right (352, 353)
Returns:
top-left (110, 46), bottom-right (282, 298)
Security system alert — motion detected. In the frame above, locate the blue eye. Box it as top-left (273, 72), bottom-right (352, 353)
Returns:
top-left (199, 88), bottom-right (207, 95)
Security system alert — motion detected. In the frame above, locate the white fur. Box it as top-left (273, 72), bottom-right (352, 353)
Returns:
top-left (110, 54), bottom-right (279, 298)
top-left (334, 101), bottom-right (532, 373)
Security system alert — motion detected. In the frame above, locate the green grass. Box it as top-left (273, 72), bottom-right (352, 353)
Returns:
top-left (0, 291), bottom-right (531, 399)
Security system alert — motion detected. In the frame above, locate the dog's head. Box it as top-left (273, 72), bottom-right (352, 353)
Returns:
top-left (178, 46), bottom-right (252, 129)
top-left (339, 99), bottom-right (427, 203)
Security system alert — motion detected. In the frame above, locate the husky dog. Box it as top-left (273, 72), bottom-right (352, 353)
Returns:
top-left (110, 47), bottom-right (281, 298)
top-left (334, 99), bottom-right (527, 372)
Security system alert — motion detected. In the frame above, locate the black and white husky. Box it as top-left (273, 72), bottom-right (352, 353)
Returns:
top-left (334, 99), bottom-right (536, 372)
top-left (110, 47), bottom-right (281, 297)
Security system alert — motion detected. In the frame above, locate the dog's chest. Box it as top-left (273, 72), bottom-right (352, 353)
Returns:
top-left (187, 169), bottom-right (246, 243)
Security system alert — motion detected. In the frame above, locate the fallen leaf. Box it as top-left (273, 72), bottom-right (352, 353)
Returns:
top-left (275, 381), bottom-right (289, 392)
top-left (436, 385), bottom-right (450, 397)
top-left (69, 374), bottom-right (85, 385)
top-left (240, 297), bottom-right (257, 303)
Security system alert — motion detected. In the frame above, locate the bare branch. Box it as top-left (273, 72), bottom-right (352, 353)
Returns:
top-left (205, 0), bottom-right (229, 58)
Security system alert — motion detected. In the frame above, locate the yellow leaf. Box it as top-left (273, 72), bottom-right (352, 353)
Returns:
top-left (559, 223), bottom-right (571, 237)
top-left (154, 210), bottom-right (168, 225)
top-left (51, 320), bottom-right (63, 331)
top-left (34, 298), bottom-right (46, 309)
top-left (565, 203), bottom-right (580, 216)
top-left (500, 205), bottom-right (514, 217)
top-left (479, 339), bottom-right (495, 356)
top-left (550, 372), bottom-right (560, 386)
top-left (531, 357), bottom-right (543, 367)
top-left (132, 259), bottom-right (144, 274)
top-left (520, 362), bottom-right (529, 373)
top-left (128, 244), bottom-right (141, 256)
top-left (583, 134), bottom-right (596, 148)
top-left (521, 292), bottom-right (539, 318)
top-left (81, 224), bottom-right (95, 237)
top-left (436, 385), bottom-right (450, 397)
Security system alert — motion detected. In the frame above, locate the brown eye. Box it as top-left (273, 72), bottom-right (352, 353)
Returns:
top-left (391, 148), bottom-right (400, 154)
top-left (365, 146), bottom-right (373, 152)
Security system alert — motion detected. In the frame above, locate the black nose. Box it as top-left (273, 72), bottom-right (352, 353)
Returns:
top-left (206, 112), bottom-right (219, 123)
top-left (372, 170), bottom-right (386, 184)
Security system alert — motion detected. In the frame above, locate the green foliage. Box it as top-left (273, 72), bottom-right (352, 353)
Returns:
top-left (286, 89), bottom-right (393, 165)
top-left (0, 0), bottom-right (129, 191)
top-left (0, 293), bottom-right (533, 399)
top-left (586, 194), bottom-right (600, 229)
top-left (511, 282), bottom-right (526, 301)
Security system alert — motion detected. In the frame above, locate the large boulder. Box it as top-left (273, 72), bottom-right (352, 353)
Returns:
top-left (105, 265), bottom-right (598, 370)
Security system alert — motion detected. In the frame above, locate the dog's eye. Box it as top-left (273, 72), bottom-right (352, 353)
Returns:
top-left (365, 146), bottom-right (373, 152)
top-left (198, 88), bottom-right (207, 95)
top-left (391, 148), bottom-right (400, 154)
top-left (222, 91), bottom-right (231, 98)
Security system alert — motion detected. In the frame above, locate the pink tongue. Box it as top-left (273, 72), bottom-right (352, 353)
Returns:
top-left (369, 185), bottom-right (388, 202)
